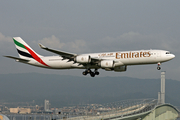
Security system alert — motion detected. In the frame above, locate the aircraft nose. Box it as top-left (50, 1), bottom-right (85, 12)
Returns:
top-left (172, 54), bottom-right (175, 58)
top-left (170, 54), bottom-right (175, 59)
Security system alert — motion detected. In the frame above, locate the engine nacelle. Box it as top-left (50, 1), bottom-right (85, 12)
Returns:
top-left (99, 60), bottom-right (114, 68)
top-left (75, 55), bottom-right (91, 63)
top-left (114, 66), bottom-right (127, 72)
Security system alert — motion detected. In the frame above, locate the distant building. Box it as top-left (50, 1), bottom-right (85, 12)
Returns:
top-left (9, 108), bottom-right (19, 113)
top-left (10, 107), bottom-right (31, 114)
top-left (44, 99), bottom-right (50, 111)
top-left (158, 71), bottom-right (166, 104)
top-left (19, 108), bottom-right (31, 114)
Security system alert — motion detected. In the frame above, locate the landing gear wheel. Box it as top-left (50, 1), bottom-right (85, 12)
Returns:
top-left (87, 69), bottom-right (91, 73)
top-left (157, 66), bottom-right (161, 70)
top-left (82, 71), bottom-right (88, 75)
top-left (82, 69), bottom-right (100, 77)
top-left (95, 71), bottom-right (99, 75)
top-left (90, 72), bottom-right (95, 77)
top-left (94, 69), bottom-right (99, 75)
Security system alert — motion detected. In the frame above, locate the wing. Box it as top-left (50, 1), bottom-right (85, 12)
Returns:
top-left (39, 43), bottom-right (77, 60)
top-left (4, 56), bottom-right (30, 62)
top-left (39, 43), bottom-right (102, 64)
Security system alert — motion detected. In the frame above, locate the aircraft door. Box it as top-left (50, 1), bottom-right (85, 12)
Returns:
top-left (157, 51), bottom-right (161, 57)
top-left (156, 51), bottom-right (161, 61)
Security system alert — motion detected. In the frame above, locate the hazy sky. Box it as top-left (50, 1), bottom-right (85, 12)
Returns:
top-left (0, 0), bottom-right (180, 80)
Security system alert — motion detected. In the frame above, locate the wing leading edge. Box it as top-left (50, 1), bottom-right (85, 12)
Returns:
top-left (39, 43), bottom-right (101, 62)
top-left (39, 43), bottom-right (77, 60)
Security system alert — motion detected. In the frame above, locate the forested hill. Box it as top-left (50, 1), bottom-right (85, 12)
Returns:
top-left (0, 73), bottom-right (179, 107)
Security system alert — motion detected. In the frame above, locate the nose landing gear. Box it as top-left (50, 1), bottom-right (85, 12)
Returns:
top-left (157, 62), bottom-right (161, 70)
top-left (82, 69), bottom-right (100, 77)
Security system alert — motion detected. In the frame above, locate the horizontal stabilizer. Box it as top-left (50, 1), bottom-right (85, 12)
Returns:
top-left (4, 56), bottom-right (29, 62)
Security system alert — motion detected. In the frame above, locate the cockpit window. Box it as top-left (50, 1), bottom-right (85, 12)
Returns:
top-left (166, 52), bottom-right (170, 54)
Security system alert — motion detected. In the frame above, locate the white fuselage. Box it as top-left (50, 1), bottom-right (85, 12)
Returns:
top-left (26, 49), bottom-right (175, 70)
top-left (6, 37), bottom-right (175, 77)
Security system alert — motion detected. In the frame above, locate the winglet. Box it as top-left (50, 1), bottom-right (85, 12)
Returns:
top-left (39, 43), bottom-right (46, 49)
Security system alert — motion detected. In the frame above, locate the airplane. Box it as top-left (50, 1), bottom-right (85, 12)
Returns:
top-left (5, 37), bottom-right (175, 77)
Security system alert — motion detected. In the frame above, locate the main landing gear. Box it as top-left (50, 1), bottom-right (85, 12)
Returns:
top-left (157, 62), bottom-right (161, 70)
top-left (82, 69), bottom-right (99, 77)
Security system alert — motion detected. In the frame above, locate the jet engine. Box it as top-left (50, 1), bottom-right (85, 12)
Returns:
top-left (75, 55), bottom-right (91, 63)
top-left (99, 60), bottom-right (114, 68)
